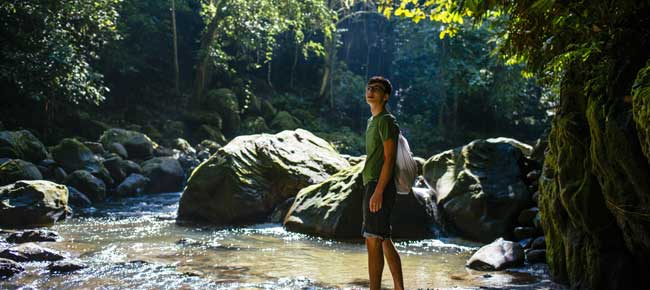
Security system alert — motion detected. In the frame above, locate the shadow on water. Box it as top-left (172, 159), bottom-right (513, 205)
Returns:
top-left (1, 191), bottom-right (567, 289)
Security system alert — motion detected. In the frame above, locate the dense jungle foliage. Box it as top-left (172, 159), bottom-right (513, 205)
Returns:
top-left (0, 0), bottom-right (551, 157)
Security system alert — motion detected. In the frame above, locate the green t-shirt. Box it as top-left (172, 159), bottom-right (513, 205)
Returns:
top-left (362, 109), bottom-right (399, 186)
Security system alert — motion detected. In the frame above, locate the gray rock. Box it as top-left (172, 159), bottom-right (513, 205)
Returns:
top-left (83, 142), bottom-right (105, 155)
top-left (107, 142), bottom-right (128, 159)
top-left (103, 156), bottom-right (127, 185)
top-left (0, 159), bottom-right (43, 186)
top-left (422, 138), bottom-right (533, 243)
top-left (531, 236), bottom-right (546, 250)
top-left (120, 160), bottom-right (143, 181)
top-left (172, 138), bottom-right (196, 156)
top-left (466, 237), bottom-right (525, 271)
top-left (178, 129), bottom-right (350, 225)
top-left (47, 259), bottom-right (87, 273)
top-left (0, 258), bottom-right (23, 279)
top-left (0, 130), bottom-right (48, 163)
top-left (525, 249), bottom-right (546, 263)
top-left (518, 238), bottom-right (533, 249)
top-left (51, 138), bottom-right (104, 176)
top-left (0, 180), bottom-right (70, 227)
top-left (64, 170), bottom-right (106, 203)
top-left (6, 229), bottom-right (62, 243)
top-left (52, 167), bottom-right (67, 184)
top-left (0, 243), bottom-right (65, 262)
top-left (141, 157), bottom-right (184, 194)
top-left (99, 128), bottom-right (157, 160)
top-left (153, 146), bottom-right (175, 157)
top-left (66, 186), bottom-right (92, 208)
top-left (116, 174), bottom-right (150, 196)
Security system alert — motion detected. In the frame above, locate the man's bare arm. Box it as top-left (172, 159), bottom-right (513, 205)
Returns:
top-left (369, 138), bottom-right (396, 213)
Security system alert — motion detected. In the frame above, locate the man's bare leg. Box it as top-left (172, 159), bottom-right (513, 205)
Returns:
top-left (366, 237), bottom-right (384, 290)
top-left (382, 239), bottom-right (404, 290)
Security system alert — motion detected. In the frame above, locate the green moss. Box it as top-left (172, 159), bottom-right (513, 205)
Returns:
top-left (632, 61), bottom-right (650, 162)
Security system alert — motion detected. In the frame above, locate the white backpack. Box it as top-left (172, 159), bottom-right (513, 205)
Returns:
top-left (394, 133), bottom-right (418, 195)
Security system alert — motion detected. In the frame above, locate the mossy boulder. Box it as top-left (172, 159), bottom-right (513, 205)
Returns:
top-left (51, 138), bottom-right (112, 187)
top-left (284, 162), bottom-right (440, 240)
top-left (177, 129), bottom-right (350, 225)
top-left (270, 111), bottom-right (301, 131)
top-left (539, 62), bottom-right (650, 290)
top-left (99, 128), bottom-right (158, 160)
top-left (0, 180), bottom-right (70, 227)
top-left (0, 130), bottom-right (48, 163)
top-left (51, 138), bottom-right (102, 174)
top-left (0, 159), bottom-right (43, 186)
top-left (422, 138), bottom-right (533, 243)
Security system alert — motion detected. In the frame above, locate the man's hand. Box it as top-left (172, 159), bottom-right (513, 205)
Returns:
top-left (369, 190), bottom-right (383, 213)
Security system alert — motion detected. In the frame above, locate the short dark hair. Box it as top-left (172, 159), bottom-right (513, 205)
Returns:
top-left (367, 76), bottom-right (392, 96)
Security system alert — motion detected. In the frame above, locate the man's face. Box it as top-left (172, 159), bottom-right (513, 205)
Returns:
top-left (365, 83), bottom-right (388, 106)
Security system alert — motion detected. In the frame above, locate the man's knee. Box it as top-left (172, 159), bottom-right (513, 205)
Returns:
top-left (366, 237), bottom-right (383, 247)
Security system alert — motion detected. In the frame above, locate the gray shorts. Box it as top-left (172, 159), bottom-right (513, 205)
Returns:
top-left (362, 179), bottom-right (396, 240)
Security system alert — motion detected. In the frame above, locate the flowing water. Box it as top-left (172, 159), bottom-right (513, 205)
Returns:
top-left (2, 192), bottom-right (564, 289)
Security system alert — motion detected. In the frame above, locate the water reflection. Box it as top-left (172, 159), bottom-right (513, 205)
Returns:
top-left (2, 192), bottom-right (563, 289)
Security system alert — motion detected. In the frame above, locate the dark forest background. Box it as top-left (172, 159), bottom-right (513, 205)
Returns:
top-left (0, 0), bottom-right (552, 157)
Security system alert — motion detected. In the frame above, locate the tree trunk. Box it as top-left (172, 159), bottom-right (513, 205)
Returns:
top-left (171, 0), bottom-right (180, 96)
top-left (191, 0), bottom-right (223, 109)
top-left (290, 45), bottom-right (298, 89)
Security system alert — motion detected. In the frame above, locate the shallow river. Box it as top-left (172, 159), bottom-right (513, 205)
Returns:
top-left (2, 192), bottom-right (564, 289)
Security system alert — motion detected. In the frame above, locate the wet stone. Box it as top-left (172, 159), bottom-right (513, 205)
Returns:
top-left (48, 259), bottom-right (87, 273)
top-left (525, 249), bottom-right (546, 263)
top-left (0, 243), bottom-right (65, 262)
top-left (517, 207), bottom-right (539, 227)
top-left (518, 238), bottom-right (533, 249)
top-left (6, 229), bottom-right (62, 243)
top-left (531, 236), bottom-right (546, 250)
top-left (0, 258), bottom-right (23, 279)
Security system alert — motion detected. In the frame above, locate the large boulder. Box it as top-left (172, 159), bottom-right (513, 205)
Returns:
top-left (99, 128), bottom-right (158, 160)
top-left (466, 237), bottom-right (525, 271)
top-left (177, 129), bottom-right (350, 225)
top-left (0, 180), bottom-right (69, 227)
top-left (141, 157), bottom-right (184, 194)
top-left (0, 130), bottom-right (48, 163)
top-left (422, 138), bottom-right (533, 243)
top-left (284, 162), bottom-right (440, 239)
top-left (0, 159), bottom-right (43, 186)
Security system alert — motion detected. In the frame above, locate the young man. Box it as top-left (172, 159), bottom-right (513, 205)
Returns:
top-left (362, 76), bottom-right (404, 290)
